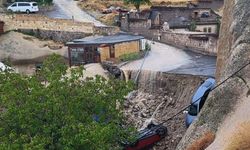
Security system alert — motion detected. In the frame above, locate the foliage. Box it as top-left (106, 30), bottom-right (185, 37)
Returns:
top-left (189, 21), bottom-right (197, 31)
top-left (216, 17), bottom-right (221, 35)
top-left (0, 54), bottom-right (135, 149)
top-left (145, 41), bottom-right (151, 51)
top-left (119, 52), bottom-right (141, 62)
top-left (123, 0), bottom-right (151, 11)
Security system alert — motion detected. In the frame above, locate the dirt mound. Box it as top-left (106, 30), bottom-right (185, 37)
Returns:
top-left (123, 71), bottom-right (206, 149)
top-left (0, 31), bottom-right (67, 64)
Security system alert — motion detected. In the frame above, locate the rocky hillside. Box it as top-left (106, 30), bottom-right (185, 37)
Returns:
top-left (177, 0), bottom-right (250, 149)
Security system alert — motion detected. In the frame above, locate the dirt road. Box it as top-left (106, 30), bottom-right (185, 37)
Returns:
top-left (45, 0), bottom-right (104, 26)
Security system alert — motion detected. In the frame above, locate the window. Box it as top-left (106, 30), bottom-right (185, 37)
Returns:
top-left (208, 27), bottom-right (212, 33)
top-left (11, 3), bottom-right (17, 7)
top-left (194, 11), bottom-right (198, 18)
top-left (70, 48), bottom-right (85, 65)
top-left (188, 104), bottom-right (198, 116)
top-left (32, 3), bottom-right (38, 6)
top-left (18, 3), bottom-right (31, 6)
top-left (203, 27), bottom-right (207, 32)
top-left (110, 45), bottom-right (115, 58)
top-left (203, 81), bottom-right (212, 88)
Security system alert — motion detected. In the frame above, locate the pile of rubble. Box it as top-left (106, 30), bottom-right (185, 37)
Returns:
top-left (123, 72), bottom-right (206, 149)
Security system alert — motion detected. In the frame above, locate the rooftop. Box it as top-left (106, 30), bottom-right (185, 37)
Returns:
top-left (67, 34), bottom-right (144, 45)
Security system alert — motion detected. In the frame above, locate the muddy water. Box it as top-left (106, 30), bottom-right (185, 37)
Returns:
top-left (123, 70), bottom-right (206, 149)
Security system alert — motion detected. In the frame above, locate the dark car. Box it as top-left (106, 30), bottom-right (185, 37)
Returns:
top-left (124, 124), bottom-right (167, 150)
top-left (185, 78), bottom-right (216, 127)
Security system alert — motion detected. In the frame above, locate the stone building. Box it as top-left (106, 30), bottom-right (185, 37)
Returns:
top-left (67, 34), bottom-right (144, 66)
top-left (120, 6), bottom-right (220, 35)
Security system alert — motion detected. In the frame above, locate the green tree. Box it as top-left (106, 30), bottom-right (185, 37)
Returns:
top-left (189, 20), bottom-right (197, 31)
top-left (124, 0), bottom-right (151, 11)
top-left (0, 54), bottom-right (135, 149)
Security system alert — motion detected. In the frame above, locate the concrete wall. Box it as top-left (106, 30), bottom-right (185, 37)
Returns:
top-left (18, 29), bottom-right (91, 43)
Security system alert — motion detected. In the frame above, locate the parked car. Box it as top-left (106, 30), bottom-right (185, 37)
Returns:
top-left (185, 78), bottom-right (216, 127)
top-left (123, 123), bottom-right (167, 150)
top-left (0, 62), bottom-right (6, 71)
top-left (0, 62), bottom-right (13, 72)
top-left (7, 2), bottom-right (39, 14)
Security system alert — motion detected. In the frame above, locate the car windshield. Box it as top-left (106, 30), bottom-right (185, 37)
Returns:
top-left (188, 104), bottom-right (198, 116)
top-left (11, 3), bottom-right (17, 7)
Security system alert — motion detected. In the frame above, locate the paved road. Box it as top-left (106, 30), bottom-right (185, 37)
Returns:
top-left (121, 41), bottom-right (192, 71)
top-left (121, 41), bottom-right (216, 77)
top-left (44, 0), bottom-right (104, 26)
top-left (169, 51), bottom-right (216, 77)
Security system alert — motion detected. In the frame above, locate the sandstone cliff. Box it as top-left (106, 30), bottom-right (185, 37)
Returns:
top-left (177, 0), bottom-right (250, 149)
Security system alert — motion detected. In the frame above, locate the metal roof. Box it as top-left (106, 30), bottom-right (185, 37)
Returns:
top-left (67, 34), bottom-right (144, 45)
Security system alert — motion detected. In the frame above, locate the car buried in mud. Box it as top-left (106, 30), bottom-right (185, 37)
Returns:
top-left (185, 78), bottom-right (216, 127)
top-left (123, 123), bottom-right (168, 150)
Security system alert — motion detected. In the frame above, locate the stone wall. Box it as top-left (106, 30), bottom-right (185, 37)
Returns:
top-left (121, 17), bottom-right (218, 56)
top-left (0, 14), bottom-right (94, 33)
top-left (0, 14), bottom-right (120, 42)
top-left (93, 26), bottom-right (120, 35)
top-left (160, 31), bottom-right (218, 56)
top-left (17, 29), bottom-right (92, 43)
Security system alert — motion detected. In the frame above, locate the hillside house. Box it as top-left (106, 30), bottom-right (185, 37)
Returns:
top-left (151, 6), bottom-right (220, 33)
top-left (120, 6), bottom-right (220, 35)
top-left (67, 34), bottom-right (144, 66)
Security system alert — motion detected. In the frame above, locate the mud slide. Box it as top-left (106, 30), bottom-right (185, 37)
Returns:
top-left (123, 70), bottom-right (207, 149)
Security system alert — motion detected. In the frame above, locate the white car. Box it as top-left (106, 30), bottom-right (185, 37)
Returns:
top-left (7, 2), bottom-right (39, 14)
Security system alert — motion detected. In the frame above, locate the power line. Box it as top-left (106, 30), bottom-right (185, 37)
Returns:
top-left (158, 61), bottom-right (250, 125)
top-left (135, 61), bottom-right (250, 138)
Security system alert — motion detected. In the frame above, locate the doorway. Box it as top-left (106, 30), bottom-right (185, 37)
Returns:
top-left (110, 45), bottom-right (115, 58)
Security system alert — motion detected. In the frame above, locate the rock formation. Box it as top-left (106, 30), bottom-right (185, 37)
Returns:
top-left (177, 0), bottom-right (250, 149)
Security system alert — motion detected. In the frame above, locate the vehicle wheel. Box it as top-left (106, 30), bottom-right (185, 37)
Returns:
top-left (26, 9), bottom-right (30, 14)
top-left (156, 127), bottom-right (167, 137)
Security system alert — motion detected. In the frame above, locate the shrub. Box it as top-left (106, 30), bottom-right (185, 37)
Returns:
top-left (119, 52), bottom-right (141, 62)
top-left (0, 54), bottom-right (135, 149)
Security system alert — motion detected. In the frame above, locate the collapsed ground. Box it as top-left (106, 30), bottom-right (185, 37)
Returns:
top-left (123, 70), bottom-right (206, 149)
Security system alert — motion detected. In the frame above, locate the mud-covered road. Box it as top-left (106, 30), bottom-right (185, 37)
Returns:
top-left (121, 41), bottom-right (216, 77)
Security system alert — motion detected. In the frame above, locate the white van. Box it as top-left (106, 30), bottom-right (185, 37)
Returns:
top-left (7, 2), bottom-right (39, 14)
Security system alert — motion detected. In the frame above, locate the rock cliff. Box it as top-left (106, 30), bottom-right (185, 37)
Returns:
top-left (177, 0), bottom-right (250, 149)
